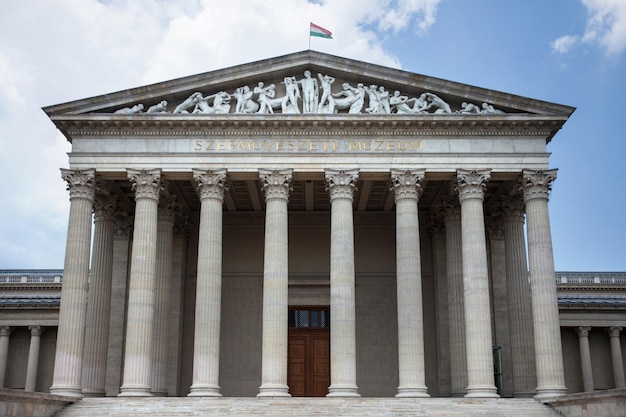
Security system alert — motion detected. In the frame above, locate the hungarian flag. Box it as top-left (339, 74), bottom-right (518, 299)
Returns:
top-left (310, 22), bottom-right (332, 39)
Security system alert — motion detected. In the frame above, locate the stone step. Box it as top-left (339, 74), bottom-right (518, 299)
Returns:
top-left (56, 397), bottom-right (563, 417)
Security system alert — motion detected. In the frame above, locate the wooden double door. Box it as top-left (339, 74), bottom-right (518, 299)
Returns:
top-left (288, 308), bottom-right (330, 397)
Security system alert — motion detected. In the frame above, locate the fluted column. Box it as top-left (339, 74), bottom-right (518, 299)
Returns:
top-left (443, 198), bottom-right (467, 397)
top-left (456, 169), bottom-right (498, 398)
top-left (576, 326), bottom-right (594, 392)
top-left (168, 216), bottom-right (190, 396)
top-left (522, 169), bottom-right (567, 398)
top-left (0, 326), bottom-right (11, 388)
top-left (151, 192), bottom-right (177, 396)
top-left (502, 195), bottom-right (536, 397)
top-left (391, 169), bottom-right (429, 397)
top-left (325, 168), bottom-right (360, 397)
top-left (105, 214), bottom-right (133, 396)
top-left (50, 169), bottom-right (96, 397)
top-left (188, 168), bottom-right (227, 397)
top-left (119, 169), bottom-right (161, 396)
top-left (82, 193), bottom-right (117, 397)
top-left (486, 215), bottom-right (512, 397)
top-left (607, 327), bottom-right (625, 388)
top-left (25, 326), bottom-right (43, 392)
top-left (430, 218), bottom-right (450, 396)
top-left (258, 169), bottom-right (292, 397)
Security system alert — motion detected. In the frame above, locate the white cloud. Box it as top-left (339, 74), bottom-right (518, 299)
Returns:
top-left (552, 0), bottom-right (626, 56)
top-left (0, 0), bottom-right (441, 268)
top-left (551, 35), bottom-right (580, 54)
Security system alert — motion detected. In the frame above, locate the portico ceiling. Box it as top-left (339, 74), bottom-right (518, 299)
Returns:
top-left (103, 174), bottom-right (516, 217)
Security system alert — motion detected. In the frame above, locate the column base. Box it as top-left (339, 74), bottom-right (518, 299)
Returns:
top-left (118, 384), bottom-right (153, 397)
top-left (327, 384), bottom-right (360, 397)
top-left (464, 385), bottom-right (500, 398)
top-left (396, 386), bottom-right (430, 398)
top-left (257, 384), bottom-right (291, 397)
top-left (534, 386), bottom-right (568, 400)
top-left (188, 384), bottom-right (222, 397)
top-left (81, 389), bottom-right (106, 397)
top-left (50, 385), bottom-right (83, 398)
top-left (512, 390), bottom-right (536, 398)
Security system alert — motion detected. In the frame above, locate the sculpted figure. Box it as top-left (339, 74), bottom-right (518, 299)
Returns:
top-left (377, 86), bottom-right (391, 114)
top-left (114, 104), bottom-right (144, 114)
top-left (146, 101), bottom-right (168, 113)
top-left (317, 73), bottom-right (335, 113)
top-left (331, 83), bottom-right (359, 112)
top-left (481, 102), bottom-right (505, 114)
top-left (281, 76), bottom-right (301, 114)
top-left (456, 101), bottom-right (481, 114)
top-left (423, 92), bottom-right (452, 114)
top-left (390, 91), bottom-right (427, 114)
top-left (192, 92), bottom-right (231, 114)
top-left (254, 82), bottom-right (276, 114)
top-left (174, 92), bottom-right (203, 114)
top-left (299, 71), bottom-right (318, 113)
top-left (365, 85), bottom-right (381, 113)
top-left (233, 86), bottom-right (259, 114)
top-left (346, 83), bottom-right (366, 113)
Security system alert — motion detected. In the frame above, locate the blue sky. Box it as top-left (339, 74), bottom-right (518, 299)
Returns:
top-left (0, 0), bottom-right (625, 271)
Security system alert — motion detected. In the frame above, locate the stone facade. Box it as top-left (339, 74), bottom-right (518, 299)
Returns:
top-left (3, 51), bottom-right (623, 400)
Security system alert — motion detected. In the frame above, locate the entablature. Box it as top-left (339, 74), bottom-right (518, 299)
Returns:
top-left (51, 114), bottom-right (566, 141)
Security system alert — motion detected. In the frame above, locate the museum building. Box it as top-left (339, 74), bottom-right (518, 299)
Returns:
top-left (1, 51), bottom-right (625, 403)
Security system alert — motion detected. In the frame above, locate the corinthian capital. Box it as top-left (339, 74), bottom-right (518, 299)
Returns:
top-left (259, 169), bottom-right (293, 201)
top-left (576, 326), bottom-right (591, 337)
top-left (390, 169), bottom-right (425, 202)
top-left (455, 169), bottom-right (491, 202)
top-left (521, 169), bottom-right (557, 202)
top-left (93, 195), bottom-right (118, 223)
top-left (61, 168), bottom-right (96, 202)
top-left (159, 194), bottom-right (179, 223)
top-left (127, 168), bottom-right (162, 201)
top-left (192, 168), bottom-right (227, 201)
top-left (501, 195), bottom-right (525, 223)
top-left (325, 169), bottom-right (359, 202)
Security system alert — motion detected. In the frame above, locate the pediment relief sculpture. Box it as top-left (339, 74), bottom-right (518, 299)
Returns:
top-left (108, 70), bottom-right (507, 117)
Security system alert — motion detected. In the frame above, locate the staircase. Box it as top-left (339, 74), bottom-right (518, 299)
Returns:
top-left (55, 397), bottom-right (563, 417)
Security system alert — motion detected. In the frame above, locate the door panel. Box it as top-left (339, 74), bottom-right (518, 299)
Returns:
top-left (288, 336), bottom-right (307, 397)
top-left (288, 330), bottom-right (329, 397)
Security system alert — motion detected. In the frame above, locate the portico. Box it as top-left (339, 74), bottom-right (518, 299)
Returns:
top-left (43, 51), bottom-right (575, 399)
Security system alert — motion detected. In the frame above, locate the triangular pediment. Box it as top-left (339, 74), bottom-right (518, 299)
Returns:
top-left (44, 50), bottom-right (574, 119)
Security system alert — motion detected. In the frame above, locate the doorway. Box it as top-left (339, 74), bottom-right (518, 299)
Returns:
top-left (288, 307), bottom-right (330, 397)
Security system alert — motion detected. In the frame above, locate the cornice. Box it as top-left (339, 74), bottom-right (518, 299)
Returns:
top-left (51, 114), bottom-right (566, 142)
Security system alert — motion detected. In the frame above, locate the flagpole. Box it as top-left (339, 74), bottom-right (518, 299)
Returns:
top-left (308, 22), bottom-right (311, 50)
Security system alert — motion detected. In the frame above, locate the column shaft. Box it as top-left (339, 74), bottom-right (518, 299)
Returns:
top-left (151, 196), bottom-right (177, 396)
top-left (189, 169), bottom-right (227, 397)
top-left (119, 169), bottom-right (161, 396)
top-left (487, 217), bottom-right (512, 397)
top-left (326, 169), bottom-right (360, 397)
top-left (391, 169), bottom-right (429, 397)
top-left (608, 327), bottom-right (625, 388)
top-left (522, 169), bottom-right (567, 398)
top-left (576, 327), bottom-right (594, 392)
top-left (167, 220), bottom-right (189, 396)
top-left (443, 201), bottom-right (467, 397)
top-left (456, 169), bottom-right (498, 398)
top-left (0, 327), bottom-right (11, 388)
top-left (502, 196), bottom-right (536, 397)
top-left (430, 221), bottom-right (450, 396)
top-left (25, 326), bottom-right (42, 392)
top-left (105, 216), bottom-right (132, 396)
top-left (258, 170), bottom-right (292, 397)
top-left (82, 195), bottom-right (116, 396)
top-left (50, 169), bottom-right (96, 397)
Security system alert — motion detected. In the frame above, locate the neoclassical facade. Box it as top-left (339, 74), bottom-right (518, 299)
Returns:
top-left (7, 51), bottom-right (621, 400)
